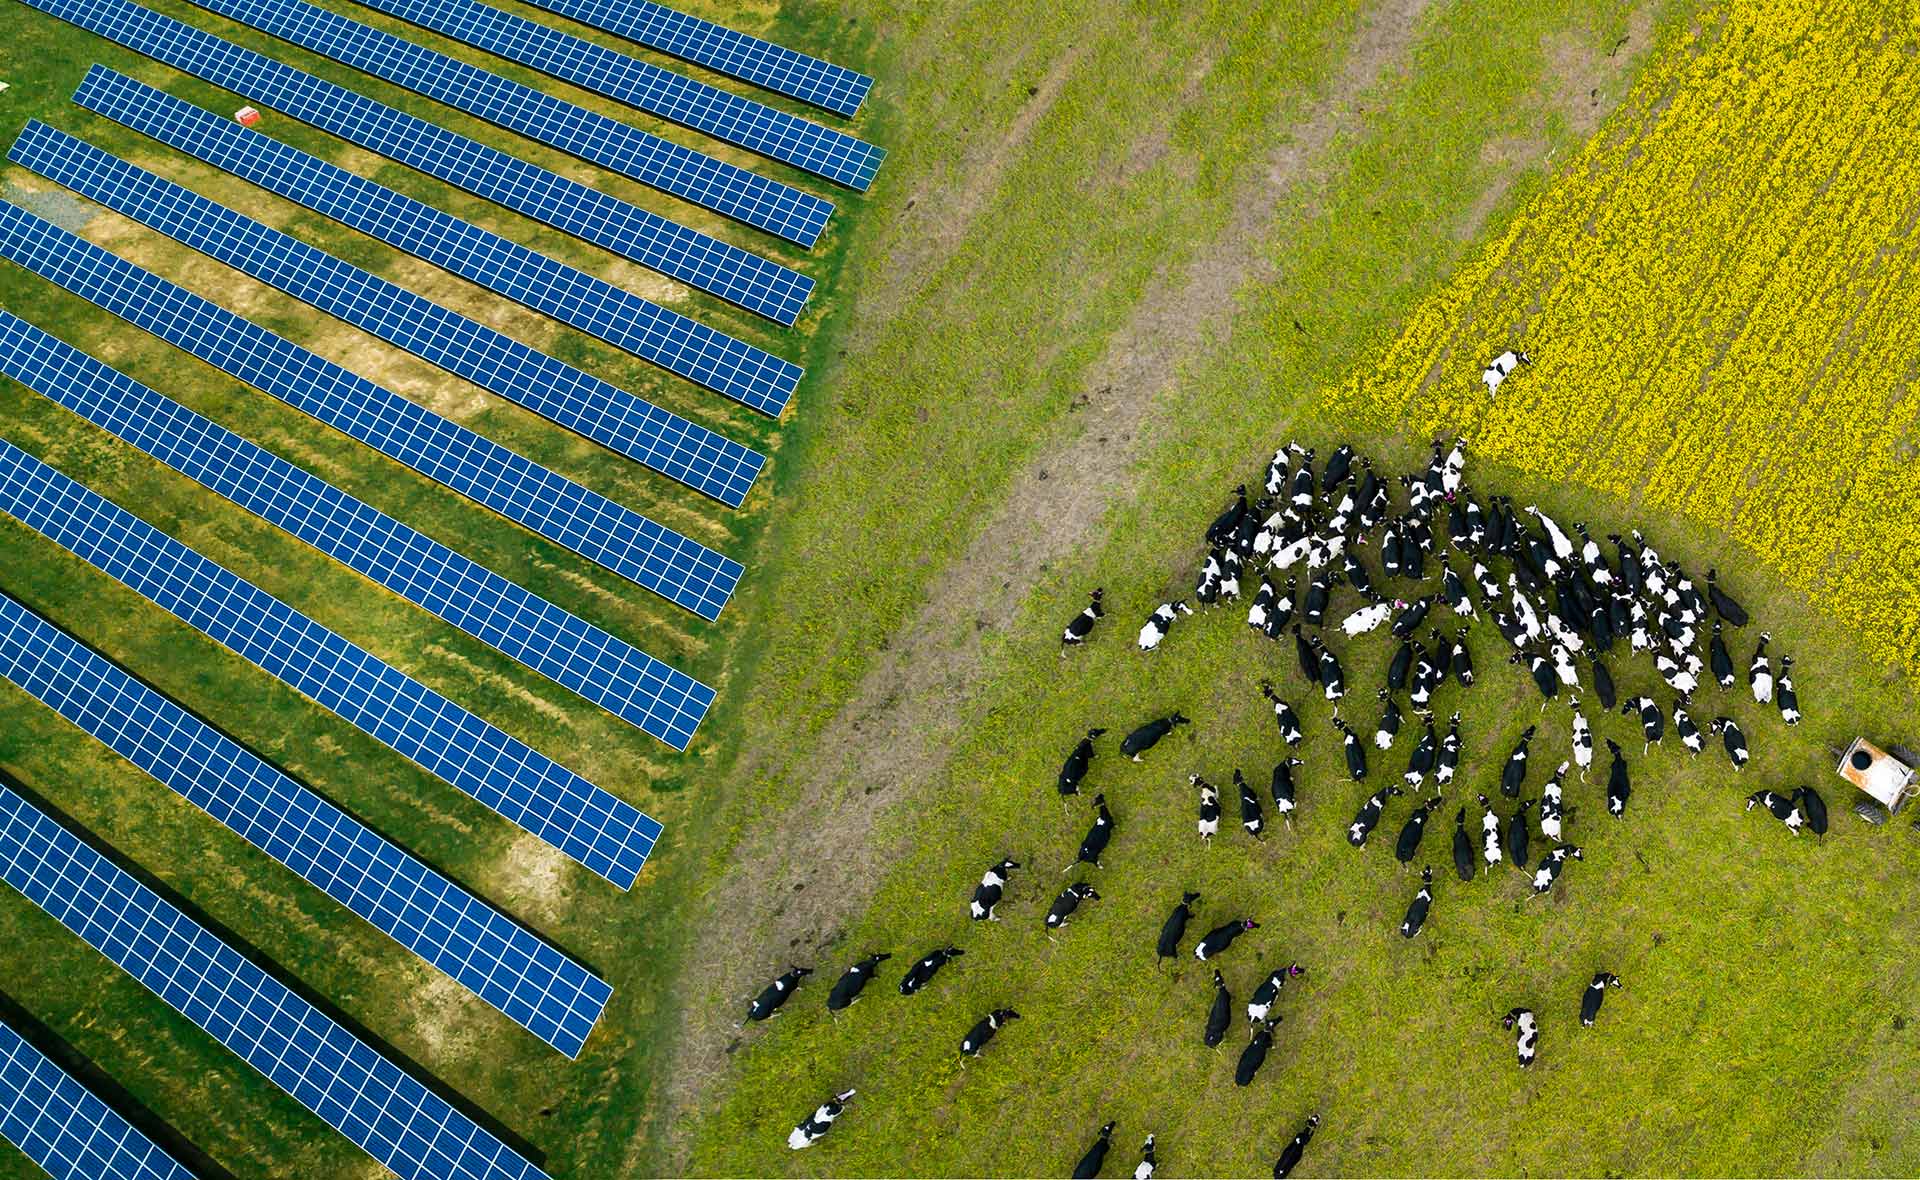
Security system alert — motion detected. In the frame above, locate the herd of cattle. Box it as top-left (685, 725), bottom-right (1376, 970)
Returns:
top-left (749, 436), bottom-right (1815, 1175)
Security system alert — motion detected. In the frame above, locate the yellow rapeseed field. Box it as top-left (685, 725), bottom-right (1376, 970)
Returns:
top-left (1332, 0), bottom-right (1920, 672)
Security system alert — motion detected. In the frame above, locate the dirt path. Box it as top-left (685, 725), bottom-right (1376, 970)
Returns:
top-left (645, 3), bottom-right (1438, 1168)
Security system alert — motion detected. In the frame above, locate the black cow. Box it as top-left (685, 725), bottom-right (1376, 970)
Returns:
top-left (1073, 1122), bottom-right (1116, 1180)
top-left (1122, 713), bottom-right (1190, 760)
top-left (1580, 972), bottom-right (1621, 1027)
top-left (1195, 918), bottom-right (1260, 962)
top-left (1236, 1018), bottom-right (1280, 1086)
top-left (1502, 726), bottom-right (1537, 798)
top-left (1157, 891), bottom-right (1201, 964)
top-left (1073, 794), bottom-right (1116, 869)
top-left (747, 965), bottom-right (812, 1022)
top-left (826, 953), bottom-right (892, 1012)
top-left (1205, 969), bottom-right (1232, 1048)
top-left (1606, 739), bottom-right (1631, 819)
top-left (898, 947), bottom-right (964, 996)
top-left (1058, 728), bottom-right (1109, 800)
top-left (1395, 796), bottom-right (1440, 866)
top-left (1399, 866), bottom-right (1435, 938)
top-left (1273, 1115), bottom-right (1321, 1179)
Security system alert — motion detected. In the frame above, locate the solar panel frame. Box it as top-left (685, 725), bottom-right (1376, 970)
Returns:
top-left (180, 0), bottom-right (835, 244)
top-left (0, 305), bottom-right (708, 753)
top-left (0, 588), bottom-right (611, 1057)
top-left (354, 0), bottom-right (882, 189)
top-left (30, 7), bottom-right (822, 308)
top-left (520, 0), bottom-right (870, 117)
top-left (0, 198), bottom-right (751, 592)
top-left (0, 437), bottom-right (664, 887)
top-left (0, 782), bottom-right (550, 1180)
top-left (11, 124), bottom-right (787, 471)
top-left (0, 1019), bottom-right (194, 1180)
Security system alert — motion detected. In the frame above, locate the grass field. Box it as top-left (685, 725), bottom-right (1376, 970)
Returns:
top-left (1, 0), bottom-right (1918, 1176)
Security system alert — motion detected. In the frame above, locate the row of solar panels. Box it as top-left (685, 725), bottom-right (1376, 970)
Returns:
top-left (0, 0), bottom-right (877, 1174)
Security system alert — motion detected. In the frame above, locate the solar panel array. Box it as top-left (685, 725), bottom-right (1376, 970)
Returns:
top-left (12, 126), bottom-right (788, 463)
top-left (28, 5), bottom-right (826, 301)
top-left (0, 206), bottom-right (751, 595)
top-left (0, 307), bottom-right (711, 753)
top-left (520, 0), bottom-right (871, 117)
top-left (0, 438), bottom-right (663, 885)
top-left (182, 0), bottom-right (833, 244)
top-left (357, 0), bottom-right (882, 189)
top-left (0, 782), bottom-right (550, 1180)
top-left (0, 588), bottom-right (610, 1057)
top-left (0, 1019), bottom-right (193, 1180)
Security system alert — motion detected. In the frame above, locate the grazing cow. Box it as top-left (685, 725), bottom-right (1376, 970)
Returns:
top-left (1395, 796), bottom-right (1441, 866)
top-left (1303, 571), bottom-right (1338, 626)
top-left (1074, 795), bottom-right (1116, 869)
top-left (899, 947), bottom-right (964, 996)
top-left (1451, 627), bottom-right (1475, 687)
top-left (1219, 550), bottom-right (1244, 602)
top-left (1515, 652), bottom-right (1558, 704)
top-left (1507, 797), bottom-right (1533, 869)
top-left (1270, 758), bottom-right (1303, 828)
top-left (1428, 629), bottom-right (1456, 691)
top-left (788, 1089), bottom-right (857, 1150)
top-left (1122, 713), bottom-right (1190, 760)
top-left (1273, 1115), bottom-right (1321, 1179)
top-left (1404, 719), bottom-right (1438, 788)
top-left (1391, 595), bottom-right (1436, 639)
top-left (1205, 970), bottom-right (1233, 1048)
top-left (1746, 789), bottom-right (1803, 834)
top-left (1237, 770), bottom-right (1266, 839)
top-left (1349, 785), bottom-right (1404, 848)
top-left (1482, 350), bottom-right (1530, 397)
top-left (1058, 728), bottom-right (1109, 800)
top-left (1776, 656), bottom-right (1801, 725)
top-left (1236, 1018), bottom-right (1280, 1086)
top-left (1207, 485), bottom-right (1250, 546)
top-left (1442, 563), bottom-right (1478, 621)
top-left (1540, 763), bottom-right (1568, 842)
top-left (1388, 638), bottom-right (1415, 691)
top-left (1062, 588), bottom-right (1105, 648)
top-left (1341, 595), bottom-right (1394, 638)
top-left (1193, 775), bottom-right (1222, 842)
top-left (1289, 453), bottom-right (1318, 510)
top-left (1581, 972), bottom-right (1622, 1027)
top-left (1157, 891), bottom-right (1202, 964)
top-left (1138, 601), bottom-right (1194, 652)
top-left (1375, 689), bottom-right (1404, 750)
top-left (1335, 718), bottom-right (1368, 782)
top-left (1623, 696), bottom-right (1665, 754)
top-left (1793, 784), bottom-right (1828, 838)
top-left (1710, 621), bottom-right (1735, 688)
top-left (1400, 866), bottom-right (1436, 938)
top-left (1707, 568), bottom-right (1748, 625)
top-left (1294, 625), bottom-right (1323, 685)
top-left (971, 858), bottom-right (1021, 921)
top-left (960, 1008), bottom-right (1019, 1058)
top-left (1261, 681), bottom-right (1305, 746)
top-left (1606, 740), bottom-right (1631, 818)
top-left (1196, 918), bottom-right (1261, 961)
top-left (1248, 964), bottom-right (1307, 1023)
top-left (1452, 809), bottom-right (1475, 882)
top-left (1570, 703), bottom-right (1594, 779)
top-left (1441, 437), bottom-right (1467, 497)
top-left (1134, 1135), bottom-right (1157, 1180)
top-left (1502, 1008), bottom-right (1539, 1067)
top-left (1476, 793), bottom-right (1503, 871)
top-left (1324, 443), bottom-right (1356, 490)
top-left (1530, 844), bottom-right (1584, 895)
top-left (1074, 1122), bottom-right (1116, 1180)
top-left (1711, 716), bottom-right (1750, 770)
top-left (1248, 575), bottom-right (1281, 635)
top-left (747, 965), bottom-right (813, 1022)
top-left (1046, 883), bottom-right (1102, 930)
top-left (1749, 633), bottom-right (1774, 704)
top-left (1655, 652), bottom-right (1698, 697)
top-left (826, 953), bottom-right (892, 1012)
top-left (1528, 506), bottom-right (1575, 564)
top-left (1436, 713), bottom-right (1463, 786)
top-left (1502, 726), bottom-right (1537, 798)
top-left (1316, 637), bottom-right (1347, 702)
top-left (1409, 643), bottom-right (1439, 710)
top-left (1266, 446), bottom-right (1292, 497)
top-left (1551, 643), bottom-right (1581, 690)
top-left (1674, 705), bottom-right (1703, 755)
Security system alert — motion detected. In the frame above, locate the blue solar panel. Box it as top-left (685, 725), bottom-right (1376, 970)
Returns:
top-left (0, 590), bottom-right (610, 1057)
top-left (0, 1020), bottom-right (193, 1180)
top-left (29, 6), bottom-right (825, 298)
top-left (522, 0), bottom-right (870, 117)
top-left (0, 203), bottom-right (753, 595)
top-left (11, 126), bottom-right (788, 467)
top-left (0, 438), bottom-right (664, 886)
top-left (179, 0), bottom-right (834, 244)
top-left (356, 0), bottom-right (882, 189)
top-left (0, 309), bottom-right (712, 750)
top-left (0, 783), bottom-right (549, 1180)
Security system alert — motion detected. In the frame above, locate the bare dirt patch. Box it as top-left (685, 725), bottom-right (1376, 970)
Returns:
top-left (1546, 3), bottom-right (1656, 137)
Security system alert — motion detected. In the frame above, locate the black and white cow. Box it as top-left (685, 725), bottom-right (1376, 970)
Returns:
top-left (1316, 635), bottom-right (1347, 702)
top-left (1749, 632), bottom-right (1774, 704)
top-left (1205, 970), bottom-right (1233, 1048)
top-left (826, 953), bottom-right (892, 1012)
top-left (1395, 796), bottom-right (1440, 866)
top-left (1193, 774), bottom-right (1222, 842)
top-left (1540, 762), bottom-right (1568, 842)
top-left (1248, 575), bottom-right (1286, 637)
top-left (1502, 1008), bottom-right (1539, 1067)
top-left (1451, 627), bottom-right (1475, 687)
top-left (788, 1088), bottom-right (857, 1150)
top-left (1236, 1018), bottom-right (1280, 1086)
top-left (959, 1009), bottom-right (1019, 1058)
top-left (1062, 588), bottom-right (1104, 649)
top-left (1623, 696), bottom-right (1664, 754)
top-left (1157, 891), bottom-right (1201, 964)
top-left (1195, 918), bottom-right (1261, 962)
top-left (1073, 794), bottom-right (1115, 869)
top-left (1134, 1134), bottom-right (1157, 1180)
top-left (1476, 793), bottom-right (1503, 871)
top-left (1058, 728), bottom-right (1108, 801)
top-left (898, 947), bottom-right (964, 996)
top-left (1403, 718), bottom-right (1437, 788)
top-left (1347, 786), bottom-right (1404, 849)
top-left (1746, 789), bottom-right (1803, 834)
top-left (1570, 702), bottom-right (1594, 779)
top-left (1122, 713), bottom-right (1191, 760)
top-left (1046, 883), bottom-right (1102, 931)
top-left (1502, 726), bottom-right (1537, 798)
top-left (970, 858), bottom-right (1021, 921)
top-left (1334, 718), bottom-right (1368, 782)
top-left (1237, 769), bottom-right (1266, 839)
top-left (1207, 485), bottom-right (1250, 547)
top-left (1530, 845), bottom-right (1584, 895)
top-left (1261, 681), bottom-right (1305, 746)
top-left (1606, 739), bottom-right (1632, 819)
top-left (1399, 866), bottom-right (1435, 938)
top-left (747, 965), bottom-right (812, 1022)
top-left (1273, 1115), bottom-right (1321, 1179)
top-left (1776, 656), bottom-right (1801, 725)
top-left (1580, 972), bottom-right (1621, 1027)
top-left (1374, 689), bottom-right (1403, 750)
top-left (1137, 601), bottom-right (1194, 652)
top-left (1711, 716), bottom-right (1750, 770)
top-left (1436, 713), bottom-right (1463, 786)
top-left (1247, 963), bottom-right (1306, 1023)
top-left (1073, 1122), bottom-right (1116, 1180)
top-left (1674, 704), bottom-right (1703, 756)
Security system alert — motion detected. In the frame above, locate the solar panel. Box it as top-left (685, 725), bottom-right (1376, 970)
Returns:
top-left (0, 1019), bottom-right (193, 1180)
top-left (0, 782), bottom-right (549, 1180)
top-left (0, 205), bottom-right (753, 603)
top-left (12, 126), bottom-right (789, 466)
top-left (179, 0), bottom-right (834, 244)
top-left (0, 309), bottom-right (712, 751)
top-left (0, 438), bottom-right (664, 886)
top-left (0, 590), bottom-right (610, 1057)
top-left (30, 6), bottom-right (824, 302)
top-left (355, 0), bottom-right (882, 190)
top-left (521, 0), bottom-right (870, 118)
